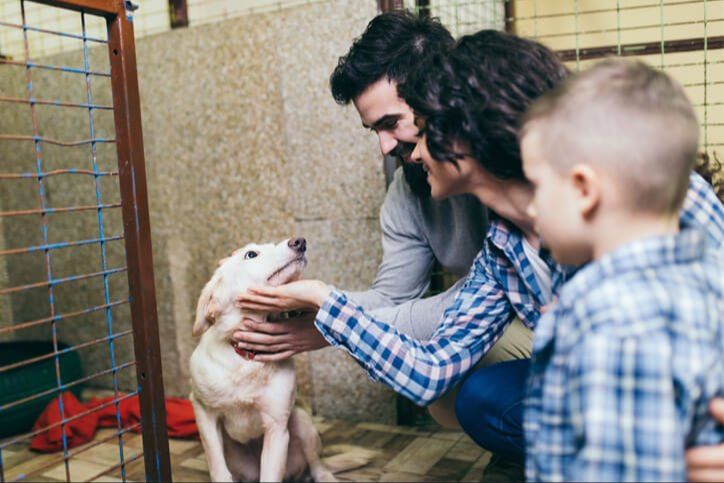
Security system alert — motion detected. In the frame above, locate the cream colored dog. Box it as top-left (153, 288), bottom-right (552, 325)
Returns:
top-left (189, 238), bottom-right (335, 482)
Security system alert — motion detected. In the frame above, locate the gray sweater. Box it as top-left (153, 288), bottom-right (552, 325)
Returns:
top-left (346, 168), bottom-right (488, 340)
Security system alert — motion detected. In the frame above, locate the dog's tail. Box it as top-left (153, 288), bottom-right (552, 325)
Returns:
top-left (321, 444), bottom-right (378, 475)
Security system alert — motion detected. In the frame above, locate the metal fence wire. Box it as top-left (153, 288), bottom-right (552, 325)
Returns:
top-left (0, 1), bottom-right (170, 481)
top-left (0, 0), bottom-right (331, 59)
top-left (403, 0), bottom-right (724, 151)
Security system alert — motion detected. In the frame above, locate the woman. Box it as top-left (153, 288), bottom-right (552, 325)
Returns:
top-left (238, 30), bottom-right (724, 466)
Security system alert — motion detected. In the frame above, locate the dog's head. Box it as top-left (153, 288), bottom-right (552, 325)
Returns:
top-left (193, 237), bottom-right (308, 338)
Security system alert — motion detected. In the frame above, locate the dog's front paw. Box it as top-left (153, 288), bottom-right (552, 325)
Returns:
top-left (313, 470), bottom-right (337, 482)
top-left (210, 468), bottom-right (235, 482)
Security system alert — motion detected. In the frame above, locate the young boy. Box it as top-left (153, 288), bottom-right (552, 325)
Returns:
top-left (520, 58), bottom-right (723, 482)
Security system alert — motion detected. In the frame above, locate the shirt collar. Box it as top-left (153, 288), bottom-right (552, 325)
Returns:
top-left (486, 212), bottom-right (514, 250)
top-left (486, 213), bottom-right (571, 306)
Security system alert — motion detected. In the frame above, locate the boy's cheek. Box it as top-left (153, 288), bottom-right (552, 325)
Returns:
top-left (543, 221), bottom-right (561, 246)
top-left (537, 208), bottom-right (582, 264)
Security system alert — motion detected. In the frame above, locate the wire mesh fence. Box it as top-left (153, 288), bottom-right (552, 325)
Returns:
top-left (0, 1), bottom-right (169, 481)
top-left (0, 0), bottom-right (171, 59)
top-left (512, 0), bottom-right (723, 152)
top-left (4, 1), bottom-right (720, 145)
top-left (402, 0), bottom-right (723, 151)
top-left (0, 0), bottom-right (330, 59)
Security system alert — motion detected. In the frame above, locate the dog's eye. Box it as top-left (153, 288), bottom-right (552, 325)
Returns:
top-left (244, 251), bottom-right (258, 260)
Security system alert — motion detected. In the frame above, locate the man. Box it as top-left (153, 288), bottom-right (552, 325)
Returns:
top-left (233, 11), bottom-right (532, 429)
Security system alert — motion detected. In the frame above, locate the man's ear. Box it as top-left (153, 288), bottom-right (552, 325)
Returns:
top-left (570, 164), bottom-right (601, 220)
top-left (193, 277), bottom-right (221, 337)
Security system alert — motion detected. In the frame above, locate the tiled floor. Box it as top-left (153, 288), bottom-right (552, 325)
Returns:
top-left (2, 416), bottom-right (521, 482)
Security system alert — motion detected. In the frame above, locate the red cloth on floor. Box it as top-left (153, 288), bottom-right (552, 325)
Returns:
top-left (30, 391), bottom-right (198, 452)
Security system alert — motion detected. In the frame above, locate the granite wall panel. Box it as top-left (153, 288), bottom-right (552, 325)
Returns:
top-left (277, 0), bottom-right (384, 221)
top-left (296, 216), bottom-right (397, 423)
top-left (134, 11), bottom-right (293, 398)
top-left (275, 0), bottom-right (389, 422)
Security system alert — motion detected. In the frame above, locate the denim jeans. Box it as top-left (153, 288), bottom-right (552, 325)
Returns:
top-left (455, 358), bottom-right (531, 462)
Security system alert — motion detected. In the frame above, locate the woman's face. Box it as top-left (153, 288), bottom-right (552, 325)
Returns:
top-left (410, 119), bottom-right (471, 199)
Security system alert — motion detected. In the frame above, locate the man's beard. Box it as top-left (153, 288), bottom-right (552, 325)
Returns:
top-left (390, 142), bottom-right (431, 198)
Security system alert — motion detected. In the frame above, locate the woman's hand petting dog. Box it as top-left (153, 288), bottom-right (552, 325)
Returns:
top-left (236, 279), bottom-right (332, 312)
top-left (233, 280), bottom-right (332, 362)
top-left (232, 312), bottom-right (329, 362)
top-left (686, 398), bottom-right (724, 483)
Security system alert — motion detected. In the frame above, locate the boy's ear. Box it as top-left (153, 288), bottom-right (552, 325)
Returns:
top-left (570, 164), bottom-right (601, 219)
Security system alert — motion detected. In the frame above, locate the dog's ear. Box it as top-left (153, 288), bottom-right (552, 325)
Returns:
top-left (193, 277), bottom-right (221, 337)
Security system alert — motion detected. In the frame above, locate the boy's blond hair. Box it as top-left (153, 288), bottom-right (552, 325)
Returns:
top-left (521, 58), bottom-right (699, 215)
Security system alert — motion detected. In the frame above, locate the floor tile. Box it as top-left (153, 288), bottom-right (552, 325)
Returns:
top-left (43, 459), bottom-right (112, 482)
top-left (383, 436), bottom-right (456, 475)
top-left (446, 439), bottom-right (485, 462)
top-left (432, 428), bottom-right (465, 442)
top-left (378, 471), bottom-right (429, 482)
top-left (336, 466), bottom-right (384, 482)
top-left (323, 446), bottom-right (380, 473)
top-left (180, 456), bottom-right (208, 472)
top-left (168, 438), bottom-right (199, 455)
top-left (427, 457), bottom-right (475, 481)
top-left (5, 452), bottom-right (62, 481)
top-left (74, 443), bottom-right (134, 467)
top-left (357, 422), bottom-right (432, 437)
top-left (461, 452), bottom-right (493, 482)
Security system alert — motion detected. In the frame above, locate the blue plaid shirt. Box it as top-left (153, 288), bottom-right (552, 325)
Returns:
top-left (314, 172), bottom-right (724, 406)
top-left (525, 228), bottom-right (724, 482)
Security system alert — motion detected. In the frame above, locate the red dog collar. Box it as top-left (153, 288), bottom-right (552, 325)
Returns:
top-left (232, 343), bottom-right (255, 361)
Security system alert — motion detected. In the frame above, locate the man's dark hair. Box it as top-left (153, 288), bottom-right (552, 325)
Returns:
top-left (399, 30), bottom-right (570, 181)
top-left (330, 11), bottom-right (454, 105)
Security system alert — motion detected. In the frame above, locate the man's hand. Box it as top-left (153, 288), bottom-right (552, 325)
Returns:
top-left (236, 280), bottom-right (332, 312)
top-left (686, 397), bottom-right (724, 482)
top-left (231, 311), bottom-right (329, 362)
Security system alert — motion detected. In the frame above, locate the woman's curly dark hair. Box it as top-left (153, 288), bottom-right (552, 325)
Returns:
top-left (398, 30), bottom-right (569, 180)
top-left (696, 151), bottom-right (724, 200)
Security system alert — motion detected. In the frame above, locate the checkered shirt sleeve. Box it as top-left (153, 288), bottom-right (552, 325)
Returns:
top-left (314, 245), bottom-right (517, 406)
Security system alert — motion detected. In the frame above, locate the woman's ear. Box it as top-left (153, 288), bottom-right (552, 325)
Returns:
top-left (193, 276), bottom-right (221, 337)
top-left (570, 164), bottom-right (601, 220)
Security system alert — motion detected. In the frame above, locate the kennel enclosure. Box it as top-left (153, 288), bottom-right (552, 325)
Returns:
top-left (0, 0), bottom-right (171, 481)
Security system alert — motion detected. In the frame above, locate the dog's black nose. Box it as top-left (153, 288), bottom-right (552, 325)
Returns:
top-left (288, 237), bottom-right (306, 253)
